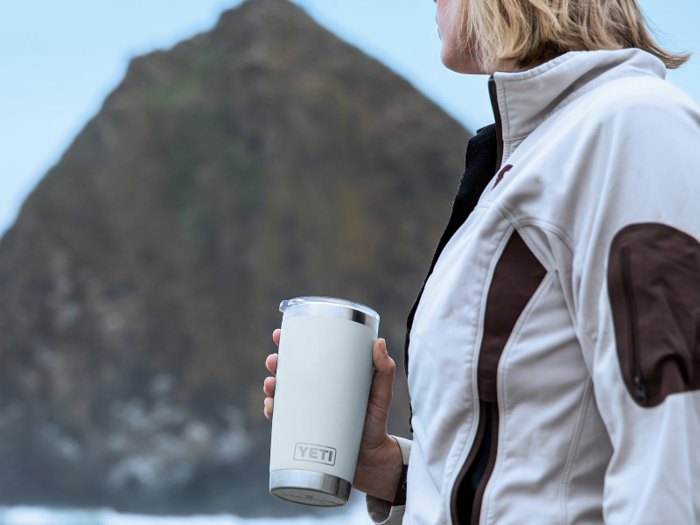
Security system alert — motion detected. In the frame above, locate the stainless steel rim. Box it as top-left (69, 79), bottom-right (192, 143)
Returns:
top-left (279, 296), bottom-right (380, 330)
top-left (281, 303), bottom-right (379, 333)
top-left (269, 470), bottom-right (351, 506)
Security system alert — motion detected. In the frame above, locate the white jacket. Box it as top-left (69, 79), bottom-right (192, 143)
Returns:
top-left (367, 49), bottom-right (700, 525)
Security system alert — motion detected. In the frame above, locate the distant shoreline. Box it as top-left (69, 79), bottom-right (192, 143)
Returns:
top-left (0, 499), bottom-right (367, 525)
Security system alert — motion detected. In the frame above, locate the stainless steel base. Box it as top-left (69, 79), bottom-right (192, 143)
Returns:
top-left (270, 470), bottom-right (351, 507)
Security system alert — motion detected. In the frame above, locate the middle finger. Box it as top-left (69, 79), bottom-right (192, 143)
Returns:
top-left (266, 353), bottom-right (278, 375)
top-left (264, 376), bottom-right (276, 397)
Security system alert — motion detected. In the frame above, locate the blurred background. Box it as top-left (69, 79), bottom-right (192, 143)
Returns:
top-left (0, 0), bottom-right (697, 523)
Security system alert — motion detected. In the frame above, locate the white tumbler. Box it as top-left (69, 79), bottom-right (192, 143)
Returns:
top-left (269, 296), bottom-right (380, 506)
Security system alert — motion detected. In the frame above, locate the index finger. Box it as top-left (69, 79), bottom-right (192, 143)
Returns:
top-left (273, 328), bottom-right (281, 347)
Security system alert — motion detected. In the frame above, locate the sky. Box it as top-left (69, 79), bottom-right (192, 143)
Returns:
top-left (1, 0), bottom-right (699, 240)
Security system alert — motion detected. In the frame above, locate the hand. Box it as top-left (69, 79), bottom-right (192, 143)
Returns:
top-left (262, 331), bottom-right (279, 421)
top-left (264, 329), bottom-right (403, 502)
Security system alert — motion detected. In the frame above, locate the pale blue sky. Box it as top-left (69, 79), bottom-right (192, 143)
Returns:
top-left (1, 0), bottom-right (698, 239)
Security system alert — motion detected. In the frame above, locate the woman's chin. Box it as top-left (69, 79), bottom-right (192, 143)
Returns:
top-left (440, 49), bottom-right (484, 74)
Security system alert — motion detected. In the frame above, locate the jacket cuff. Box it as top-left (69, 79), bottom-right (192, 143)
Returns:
top-left (365, 436), bottom-right (412, 524)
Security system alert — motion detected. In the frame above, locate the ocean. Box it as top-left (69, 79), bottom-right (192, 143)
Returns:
top-left (0, 499), bottom-right (371, 525)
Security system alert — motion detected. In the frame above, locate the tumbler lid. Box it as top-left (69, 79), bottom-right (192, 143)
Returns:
top-left (279, 296), bottom-right (380, 333)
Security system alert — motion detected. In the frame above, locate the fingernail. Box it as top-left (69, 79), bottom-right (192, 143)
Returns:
top-left (381, 339), bottom-right (388, 355)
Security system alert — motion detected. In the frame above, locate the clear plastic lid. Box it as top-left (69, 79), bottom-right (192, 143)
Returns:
top-left (279, 296), bottom-right (380, 327)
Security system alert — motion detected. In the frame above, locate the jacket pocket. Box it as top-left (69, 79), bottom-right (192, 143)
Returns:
top-left (608, 223), bottom-right (700, 407)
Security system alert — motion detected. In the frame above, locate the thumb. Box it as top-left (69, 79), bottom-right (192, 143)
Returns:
top-left (368, 338), bottom-right (396, 412)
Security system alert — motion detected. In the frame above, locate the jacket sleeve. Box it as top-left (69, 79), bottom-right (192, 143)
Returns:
top-left (572, 90), bottom-right (700, 524)
top-left (365, 435), bottom-right (412, 524)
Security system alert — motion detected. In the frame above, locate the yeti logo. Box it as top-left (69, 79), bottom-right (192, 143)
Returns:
top-left (294, 443), bottom-right (337, 466)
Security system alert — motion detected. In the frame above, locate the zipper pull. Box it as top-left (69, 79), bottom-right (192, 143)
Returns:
top-left (634, 374), bottom-right (648, 405)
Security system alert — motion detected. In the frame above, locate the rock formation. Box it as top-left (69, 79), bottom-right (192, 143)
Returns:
top-left (0, 0), bottom-right (470, 515)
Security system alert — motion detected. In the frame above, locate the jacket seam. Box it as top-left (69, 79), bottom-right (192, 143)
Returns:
top-left (495, 52), bottom-right (579, 83)
top-left (558, 378), bottom-right (594, 525)
top-left (509, 131), bottom-right (535, 142)
top-left (577, 327), bottom-right (598, 362)
top-left (499, 81), bottom-right (512, 163)
top-left (492, 214), bottom-right (600, 525)
top-left (499, 71), bottom-right (656, 151)
top-left (480, 271), bottom-right (554, 525)
top-left (444, 224), bottom-right (515, 525)
top-left (496, 203), bottom-right (576, 253)
top-left (498, 209), bottom-right (600, 360)
top-left (442, 340), bottom-right (482, 520)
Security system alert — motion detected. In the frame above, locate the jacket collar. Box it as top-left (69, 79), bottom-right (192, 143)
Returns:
top-left (488, 48), bottom-right (667, 169)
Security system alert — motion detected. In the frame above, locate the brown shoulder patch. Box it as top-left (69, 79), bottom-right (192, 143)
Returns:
top-left (608, 223), bottom-right (700, 407)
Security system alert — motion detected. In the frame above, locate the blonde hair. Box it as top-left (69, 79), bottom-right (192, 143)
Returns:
top-left (454, 0), bottom-right (690, 72)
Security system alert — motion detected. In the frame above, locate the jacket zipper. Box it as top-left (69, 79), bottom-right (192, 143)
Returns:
top-left (488, 77), bottom-right (504, 171)
top-left (450, 401), bottom-right (500, 525)
top-left (447, 79), bottom-right (505, 525)
top-left (620, 246), bottom-right (648, 405)
top-left (469, 403), bottom-right (499, 525)
top-left (404, 285), bottom-right (425, 432)
top-left (450, 401), bottom-right (488, 524)
top-left (407, 80), bottom-right (503, 391)
top-left (408, 79), bottom-right (505, 476)
top-left (446, 81), bottom-right (505, 524)
top-left (404, 286), bottom-right (423, 379)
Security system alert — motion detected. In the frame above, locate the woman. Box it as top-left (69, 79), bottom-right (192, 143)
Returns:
top-left (264, 0), bottom-right (700, 523)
